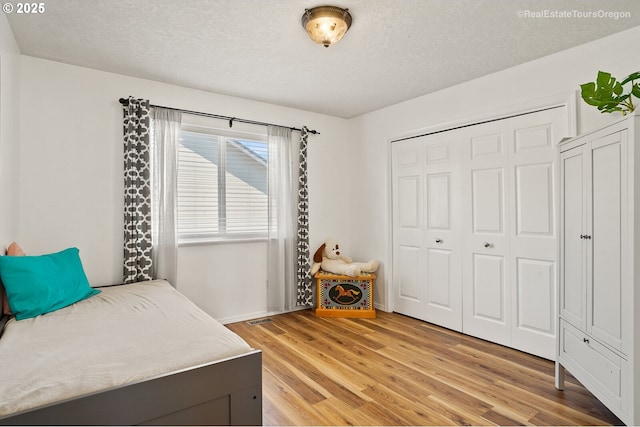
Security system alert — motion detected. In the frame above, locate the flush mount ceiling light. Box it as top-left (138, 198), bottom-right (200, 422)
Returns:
top-left (301, 6), bottom-right (352, 48)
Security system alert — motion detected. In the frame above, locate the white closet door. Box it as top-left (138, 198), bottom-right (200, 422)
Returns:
top-left (392, 139), bottom-right (425, 320)
top-left (422, 132), bottom-right (462, 330)
top-left (461, 108), bottom-right (564, 358)
top-left (392, 134), bottom-right (462, 331)
top-left (509, 109), bottom-right (566, 359)
top-left (392, 105), bottom-right (567, 359)
top-left (461, 122), bottom-right (511, 347)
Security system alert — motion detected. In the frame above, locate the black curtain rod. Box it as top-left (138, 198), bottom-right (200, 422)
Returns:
top-left (119, 98), bottom-right (320, 135)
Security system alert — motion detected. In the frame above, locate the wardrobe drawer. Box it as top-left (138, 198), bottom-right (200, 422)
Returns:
top-left (559, 320), bottom-right (622, 403)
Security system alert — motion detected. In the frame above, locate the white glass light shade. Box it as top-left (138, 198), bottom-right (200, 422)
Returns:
top-left (302, 6), bottom-right (352, 48)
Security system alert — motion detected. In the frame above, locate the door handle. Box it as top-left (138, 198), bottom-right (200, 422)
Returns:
top-left (484, 242), bottom-right (491, 248)
top-left (435, 239), bottom-right (443, 244)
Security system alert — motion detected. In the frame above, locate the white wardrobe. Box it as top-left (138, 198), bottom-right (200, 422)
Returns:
top-left (556, 113), bottom-right (640, 425)
top-left (392, 106), bottom-right (569, 360)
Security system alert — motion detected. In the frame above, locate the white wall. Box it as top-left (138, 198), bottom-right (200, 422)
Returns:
top-left (349, 25), bottom-right (640, 310)
top-left (178, 242), bottom-right (268, 323)
top-left (0, 13), bottom-right (20, 249)
top-left (14, 23), bottom-right (640, 321)
top-left (18, 56), bottom-right (351, 321)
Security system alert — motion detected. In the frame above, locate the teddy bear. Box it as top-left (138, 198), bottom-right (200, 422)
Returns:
top-left (310, 238), bottom-right (379, 277)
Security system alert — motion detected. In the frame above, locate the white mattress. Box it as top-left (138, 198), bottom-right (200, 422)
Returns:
top-left (0, 279), bottom-right (253, 416)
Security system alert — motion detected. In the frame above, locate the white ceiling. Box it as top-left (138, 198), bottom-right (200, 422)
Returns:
top-left (7, 0), bottom-right (640, 118)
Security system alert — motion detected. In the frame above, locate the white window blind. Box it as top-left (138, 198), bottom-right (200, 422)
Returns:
top-left (177, 128), bottom-right (268, 242)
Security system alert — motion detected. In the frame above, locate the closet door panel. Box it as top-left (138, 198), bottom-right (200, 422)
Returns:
top-left (397, 176), bottom-right (420, 228)
top-left (426, 248), bottom-right (452, 307)
top-left (392, 142), bottom-right (425, 320)
top-left (471, 132), bottom-right (503, 158)
top-left (514, 122), bottom-right (554, 153)
top-left (471, 254), bottom-right (506, 323)
top-left (397, 245), bottom-right (422, 301)
top-left (515, 163), bottom-right (554, 236)
top-left (472, 168), bottom-right (505, 234)
top-left (509, 111), bottom-right (564, 359)
top-left (512, 251), bottom-right (557, 359)
top-left (515, 257), bottom-right (555, 334)
top-left (463, 124), bottom-right (510, 346)
top-left (392, 133), bottom-right (462, 330)
top-left (423, 134), bottom-right (462, 331)
top-left (426, 173), bottom-right (451, 230)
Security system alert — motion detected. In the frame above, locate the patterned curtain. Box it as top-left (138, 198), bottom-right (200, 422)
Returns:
top-left (122, 97), bottom-right (153, 284)
top-left (296, 126), bottom-right (313, 306)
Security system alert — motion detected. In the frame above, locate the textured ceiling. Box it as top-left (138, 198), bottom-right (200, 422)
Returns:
top-left (7, 0), bottom-right (640, 118)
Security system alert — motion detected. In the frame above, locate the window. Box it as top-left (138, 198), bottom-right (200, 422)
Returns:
top-left (177, 126), bottom-right (268, 242)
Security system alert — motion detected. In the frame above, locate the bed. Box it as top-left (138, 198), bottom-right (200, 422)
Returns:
top-left (0, 278), bottom-right (262, 425)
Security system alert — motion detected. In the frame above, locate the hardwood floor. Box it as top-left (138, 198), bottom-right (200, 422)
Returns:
top-left (227, 309), bottom-right (622, 426)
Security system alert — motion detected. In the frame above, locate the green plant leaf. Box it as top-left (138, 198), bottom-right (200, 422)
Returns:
top-left (581, 70), bottom-right (640, 115)
top-left (599, 105), bottom-right (619, 113)
top-left (598, 104), bottom-right (623, 114)
top-left (580, 82), bottom-right (597, 101)
top-left (581, 82), bottom-right (617, 108)
top-left (580, 81), bottom-right (595, 94)
top-left (596, 71), bottom-right (613, 87)
top-left (613, 81), bottom-right (623, 95)
top-left (621, 72), bottom-right (640, 85)
top-left (580, 82), bottom-right (610, 107)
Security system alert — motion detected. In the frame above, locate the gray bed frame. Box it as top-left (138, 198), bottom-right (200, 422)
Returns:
top-left (0, 317), bottom-right (262, 426)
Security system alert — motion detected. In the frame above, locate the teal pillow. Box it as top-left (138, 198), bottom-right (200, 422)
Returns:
top-left (0, 247), bottom-right (100, 320)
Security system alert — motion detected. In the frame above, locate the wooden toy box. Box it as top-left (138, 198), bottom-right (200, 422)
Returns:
top-left (315, 271), bottom-right (375, 318)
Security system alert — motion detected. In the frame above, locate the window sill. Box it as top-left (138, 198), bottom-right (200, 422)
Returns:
top-left (178, 237), bottom-right (268, 247)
